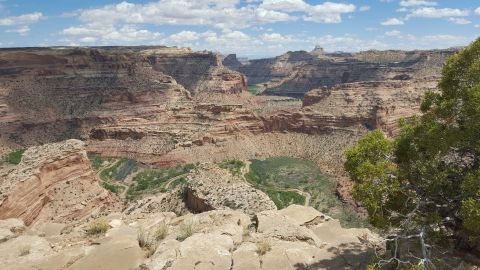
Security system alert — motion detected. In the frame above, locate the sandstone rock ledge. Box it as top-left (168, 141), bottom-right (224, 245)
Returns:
top-left (0, 205), bottom-right (378, 270)
top-left (185, 164), bottom-right (277, 215)
top-left (0, 139), bottom-right (121, 225)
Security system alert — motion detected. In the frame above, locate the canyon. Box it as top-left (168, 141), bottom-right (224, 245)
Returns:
top-left (0, 45), bottom-right (460, 269)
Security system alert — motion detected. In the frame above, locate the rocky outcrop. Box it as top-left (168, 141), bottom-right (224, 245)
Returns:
top-left (224, 48), bottom-right (458, 98)
top-left (0, 205), bottom-right (377, 270)
top-left (185, 164), bottom-right (276, 215)
top-left (263, 79), bottom-right (437, 136)
top-left (0, 140), bottom-right (121, 225)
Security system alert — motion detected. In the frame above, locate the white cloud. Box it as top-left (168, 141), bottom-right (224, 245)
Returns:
top-left (408, 7), bottom-right (469, 18)
top-left (381, 18), bottom-right (404, 25)
top-left (75, 1), bottom-right (259, 30)
top-left (261, 32), bottom-right (296, 43)
top-left (168, 31), bottom-right (200, 43)
top-left (475, 7), bottom-right (480, 16)
top-left (255, 8), bottom-right (294, 23)
top-left (359, 6), bottom-right (371, 12)
top-left (71, 0), bottom-right (355, 32)
top-left (304, 2), bottom-right (356, 24)
top-left (0, 12), bottom-right (44, 26)
top-left (448, 18), bottom-right (471, 25)
top-left (63, 24), bottom-right (162, 43)
top-left (79, 37), bottom-right (97, 43)
top-left (399, 0), bottom-right (437, 7)
top-left (385, 30), bottom-right (401, 36)
top-left (62, 0), bottom-right (358, 45)
top-left (6, 25), bottom-right (30, 36)
top-left (260, 0), bottom-right (308, 12)
top-left (419, 34), bottom-right (468, 46)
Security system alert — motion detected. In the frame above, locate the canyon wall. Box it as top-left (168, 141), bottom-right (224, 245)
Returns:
top-left (0, 47), bottom-right (248, 153)
top-left (0, 139), bottom-right (120, 225)
top-left (0, 46), bottom-right (456, 173)
top-left (224, 48), bottom-right (457, 98)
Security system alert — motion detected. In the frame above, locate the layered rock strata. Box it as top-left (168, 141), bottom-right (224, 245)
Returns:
top-left (225, 48), bottom-right (458, 98)
top-left (0, 139), bottom-right (121, 225)
top-left (0, 47), bottom-right (248, 152)
top-left (263, 79), bottom-right (437, 136)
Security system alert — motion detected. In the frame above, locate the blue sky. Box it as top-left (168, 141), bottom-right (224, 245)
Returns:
top-left (0, 0), bottom-right (479, 58)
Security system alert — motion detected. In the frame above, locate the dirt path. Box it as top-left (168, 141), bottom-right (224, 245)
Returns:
top-left (95, 161), bottom-right (135, 199)
top-left (163, 174), bottom-right (188, 189)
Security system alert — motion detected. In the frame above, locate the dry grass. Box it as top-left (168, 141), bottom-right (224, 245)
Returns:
top-left (85, 219), bottom-right (110, 236)
top-left (19, 245), bottom-right (30, 256)
top-left (137, 228), bottom-right (158, 258)
top-left (154, 223), bottom-right (169, 241)
top-left (256, 240), bottom-right (271, 255)
top-left (177, 220), bottom-right (196, 241)
top-left (242, 225), bottom-right (250, 241)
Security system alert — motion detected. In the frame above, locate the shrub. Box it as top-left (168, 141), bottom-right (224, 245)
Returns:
top-left (177, 220), bottom-right (196, 241)
top-left (19, 245), bottom-right (30, 256)
top-left (137, 228), bottom-right (158, 258)
top-left (86, 219), bottom-right (110, 235)
top-left (5, 149), bottom-right (25, 165)
top-left (101, 182), bottom-right (124, 194)
top-left (89, 155), bottom-right (105, 170)
top-left (345, 38), bottom-right (480, 267)
top-left (154, 223), bottom-right (169, 241)
top-left (219, 160), bottom-right (245, 176)
top-left (256, 240), bottom-right (271, 255)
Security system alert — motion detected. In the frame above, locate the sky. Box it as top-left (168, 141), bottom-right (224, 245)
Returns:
top-left (0, 0), bottom-right (479, 58)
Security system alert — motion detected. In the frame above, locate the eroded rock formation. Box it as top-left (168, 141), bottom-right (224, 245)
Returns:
top-left (0, 205), bottom-right (378, 270)
top-left (0, 139), bottom-right (121, 225)
top-left (263, 79), bottom-right (437, 136)
top-left (185, 164), bottom-right (276, 215)
top-left (0, 47), bottom-right (248, 151)
top-left (224, 48), bottom-right (458, 98)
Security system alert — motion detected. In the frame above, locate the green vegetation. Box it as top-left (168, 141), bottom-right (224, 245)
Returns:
top-left (168, 176), bottom-right (188, 190)
top-left (4, 149), bottom-right (25, 165)
top-left (245, 156), bottom-right (366, 227)
top-left (85, 219), bottom-right (110, 236)
top-left (219, 159), bottom-right (245, 176)
top-left (99, 158), bottom-right (137, 181)
top-left (247, 84), bottom-right (261, 95)
top-left (89, 155), bottom-right (106, 170)
top-left (127, 164), bottom-right (195, 198)
top-left (87, 155), bottom-right (194, 199)
top-left (101, 182), bottom-right (125, 194)
top-left (264, 189), bottom-right (305, 209)
top-left (345, 38), bottom-right (480, 267)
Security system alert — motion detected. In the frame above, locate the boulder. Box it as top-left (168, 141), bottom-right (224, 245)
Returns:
top-left (255, 209), bottom-right (322, 247)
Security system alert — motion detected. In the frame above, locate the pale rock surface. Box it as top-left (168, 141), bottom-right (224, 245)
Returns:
top-left (0, 206), bottom-right (376, 270)
top-left (67, 225), bottom-right (143, 270)
top-left (255, 209), bottom-right (322, 247)
top-left (0, 218), bottom-right (25, 233)
top-left (185, 164), bottom-right (276, 215)
top-left (0, 235), bottom-right (54, 269)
